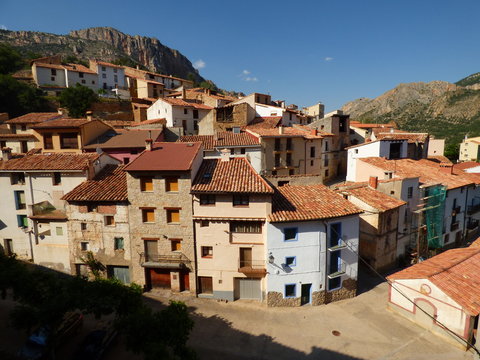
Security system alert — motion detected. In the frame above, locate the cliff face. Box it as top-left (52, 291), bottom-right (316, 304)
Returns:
top-left (341, 79), bottom-right (480, 143)
top-left (0, 27), bottom-right (205, 82)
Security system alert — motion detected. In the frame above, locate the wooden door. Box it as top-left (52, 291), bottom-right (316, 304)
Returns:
top-left (181, 271), bottom-right (190, 291)
top-left (240, 248), bottom-right (252, 267)
top-left (301, 283), bottom-right (311, 305)
top-left (199, 276), bottom-right (213, 294)
top-left (149, 269), bottom-right (171, 288)
top-left (144, 240), bottom-right (158, 262)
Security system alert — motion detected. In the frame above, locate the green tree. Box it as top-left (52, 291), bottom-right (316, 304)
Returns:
top-left (444, 142), bottom-right (460, 162)
top-left (59, 84), bottom-right (98, 117)
top-left (0, 75), bottom-right (49, 117)
top-left (0, 44), bottom-right (23, 75)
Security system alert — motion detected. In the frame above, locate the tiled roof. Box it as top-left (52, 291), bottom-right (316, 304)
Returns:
top-left (341, 185), bottom-right (406, 212)
top-left (388, 247), bottom-right (480, 315)
top-left (350, 122), bottom-right (395, 130)
top-left (359, 157), bottom-right (474, 190)
top-left (455, 161), bottom-right (480, 170)
top-left (246, 127), bottom-right (325, 139)
top-left (192, 158), bottom-right (273, 194)
top-left (160, 97), bottom-right (213, 110)
top-left (0, 153), bottom-right (99, 171)
top-left (268, 184), bottom-right (362, 222)
top-left (178, 132), bottom-right (259, 151)
top-left (374, 130), bottom-right (429, 143)
top-left (129, 118), bottom-right (166, 127)
top-left (92, 60), bottom-right (124, 69)
top-left (245, 117), bottom-right (282, 130)
top-left (427, 155), bottom-right (452, 164)
top-left (83, 129), bottom-right (163, 149)
top-left (0, 134), bottom-right (37, 139)
top-left (124, 142), bottom-right (202, 171)
top-left (6, 113), bottom-right (62, 124)
top-left (62, 165), bottom-right (127, 202)
top-left (32, 118), bottom-right (91, 129)
top-left (35, 62), bottom-right (97, 74)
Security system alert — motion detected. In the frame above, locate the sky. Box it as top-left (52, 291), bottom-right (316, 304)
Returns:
top-left (1, 0), bottom-right (480, 111)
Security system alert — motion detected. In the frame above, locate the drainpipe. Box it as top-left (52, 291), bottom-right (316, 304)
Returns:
top-left (463, 185), bottom-right (470, 244)
top-left (322, 221), bottom-right (328, 294)
top-left (27, 172), bottom-right (35, 262)
top-left (191, 187), bottom-right (199, 298)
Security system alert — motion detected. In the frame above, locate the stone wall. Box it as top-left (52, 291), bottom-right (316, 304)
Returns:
top-left (267, 291), bottom-right (301, 307)
top-left (90, 100), bottom-right (134, 121)
top-left (325, 279), bottom-right (357, 303)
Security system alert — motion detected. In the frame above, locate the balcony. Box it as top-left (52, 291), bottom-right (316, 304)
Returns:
top-left (238, 259), bottom-right (266, 276)
top-left (30, 201), bottom-right (67, 221)
top-left (467, 204), bottom-right (480, 215)
top-left (450, 222), bottom-right (460, 232)
top-left (328, 239), bottom-right (347, 251)
top-left (467, 219), bottom-right (479, 230)
top-left (327, 263), bottom-right (347, 279)
top-left (141, 253), bottom-right (191, 269)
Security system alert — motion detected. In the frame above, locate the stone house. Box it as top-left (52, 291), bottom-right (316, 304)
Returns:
top-left (191, 155), bottom-right (273, 301)
top-left (62, 164), bottom-right (132, 283)
top-left (0, 149), bottom-right (119, 272)
top-left (266, 184), bottom-right (362, 306)
top-left (124, 142), bottom-right (203, 294)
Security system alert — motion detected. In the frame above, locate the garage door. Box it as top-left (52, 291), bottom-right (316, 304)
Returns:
top-left (148, 269), bottom-right (171, 289)
top-left (238, 278), bottom-right (261, 300)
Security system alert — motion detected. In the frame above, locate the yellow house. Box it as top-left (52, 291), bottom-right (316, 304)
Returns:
top-left (460, 136), bottom-right (480, 162)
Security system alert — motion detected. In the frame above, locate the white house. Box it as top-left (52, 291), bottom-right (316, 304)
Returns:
top-left (0, 149), bottom-right (119, 273)
top-left (266, 184), bottom-right (361, 306)
top-left (89, 60), bottom-right (129, 99)
top-left (32, 62), bottom-right (98, 91)
top-left (147, 97), bottom-right (213, 135)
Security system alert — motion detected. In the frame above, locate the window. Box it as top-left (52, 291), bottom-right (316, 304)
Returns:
top-left (80, 222), bottom-right (87, 231)
top-left (17, 215), bottom-right (27, 227)
top-left (328, 277), bottom-right (341, 290)
top-left (200, 220), bottom-right (209, 227)
top-left (184, 108), bottom-right (188, 115)
top-left (274, 153), bottom-right (281, 167)
top-left (286, 138), bottom-right (292, 151)
top-left (81, 79), bottom-right (86, 84)
top-left (285, 256), bottom-right (296, 267)
top-left (165, 177), bottom-right (179, 192)
top-left (166, 209), bottom-right (180, 223)
top-left (59, 133), bottom-right (79, 149)
top-left (140, 177), bottom-right (153, 192)
top-left (114, 75), bottom-right (118, 82)
top-left (123, 157), bottom-right (129, 164)
top-left (113, 68), bottom-right (117, 73)
top-left (284, 228), bottom-right (298, 241)
top-left (56, 227), bottom-right (63, 236)
top-left (240, 148), bottom-right (246, 154)
top-left (285, 284), bottom-right (296, 298)
top-left (79, 72), bottom-right (84, 78)
top-left (14, 191), bottom-right (26, 210)
top-left (11, 173), bottom-right (25, 185)
top-left (4, 239), bottom-right (13, 256)
top-left (21, 125), bottom-right (26, 132)
top-left (233, 194), bottom-right (249, 206)
top-left (200, 194), bottom-right (216, 205)
top-left (21, 141), bottom-right (28, 153)
top-left (274, 138), bottom-right (281, 151)
top-left (230, 221), bottom-right (262, 233)
top-left (324, 157), bottom-right (329, 167)
top-left (310, 146), bottom-right (315, 158)
top-left (105, 216), bottom-right (115, 226)
top-left (325, 169), bottom-right (329, 177)
top-left (325, 141), bottom-right (329, 151)
top-left (0, 140), bottom-right (5, 148)
top-left (142, 209), bottom-right (155, 223)
top-left (278, 180), bottom-right (289, 187)
top-left (102, 73), bottom-right (107, 78)
top-left (51, 69), bottom-right (56, 76)
top-left (194, 120), bottom-right (198, 131)
top-left (80, 242), bottom-right (89, 251)
top-left (407, 187), bottom-right (413, 199)
top-left (289, 169), bottom-right (294, 176)
top-left (52, 172), bottom-right (61, 185)
top-left (193, 110), bottom-right (199, 119)
top-left (201, 246), bottom-right (213, 258)
top-left (51, 77), bottom-right (55, 81)
top-left (92, 80), bottom-right (95, 84)
top-left (44, 133), bottom-right (53, 149)
top-left (87, 204), bottom-right (97, 212)
top-left (329, 223), bottom-right (342, 248)
top-left (114, 237), bottom-right (124, 250)
top-left (171, 239), bottom-right (182, 251)
top-left (102, 66), bottom-right (106, 71)
top-left (286, 153), bottom-right (292, 166)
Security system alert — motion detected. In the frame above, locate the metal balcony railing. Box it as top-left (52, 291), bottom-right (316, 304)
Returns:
top-left (141, 252), bottom-right (191, 267)
top-left (450, 222), bottom-right (460, 232)
top-left (238, 259), bottom-right (266, 275)
top-left (468, 204), bottom-right (480, 215)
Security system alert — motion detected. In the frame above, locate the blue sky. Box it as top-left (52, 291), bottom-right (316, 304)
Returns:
top-left (1, 0), bottom-right (480, 111)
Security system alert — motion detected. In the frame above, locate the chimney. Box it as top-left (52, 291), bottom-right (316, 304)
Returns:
top-left (1, 147), bottom-right (12, 162)
top-left (181, 87), bottom-right (186, 99)
top-left (86, 111), bottom-right (93, 121)
top-left (145, 139), bottom-right (153, 151)
top-left (57, 108), bottom-right (66, 115)
top-left (136, 65), bottom-right (140, 70)
top-left (439, 163), bottom-right (453, 174)
top-left (311, 129), bottom-right (317, 136)
top-left (213, 132), bottom-right (218, 141)
top-left (220, 148), bottom-right (230, 162)
top-left (368, 176), bottom-right (378, 189)
top-left (278, 126), bottom-right (284, 135)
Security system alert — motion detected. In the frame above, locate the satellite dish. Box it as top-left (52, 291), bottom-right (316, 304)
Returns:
top-left (96, 147), bottom-right (103, 154)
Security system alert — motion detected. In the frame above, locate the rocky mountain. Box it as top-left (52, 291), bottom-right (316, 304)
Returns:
top-left (341, 75), bottom-right (480, 144)
top-left (0, 27), bottom-right (205, 82)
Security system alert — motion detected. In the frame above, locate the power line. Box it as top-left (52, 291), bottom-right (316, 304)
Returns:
top-left (343, 240), bottom-right (480, 355)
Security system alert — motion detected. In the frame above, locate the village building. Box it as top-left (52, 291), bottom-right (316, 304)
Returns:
top-left (371, 130), bottom-right (429, 160)
top-left (168, 88), bottom-right (237, 108)
top-left (303, 103), bottom-right (325, 122)
top-left (178, 132), bottom-right (262, 172)
top-left (191, 155), bottom-right (273, 301)
top-left (349, 120), bottom-right (396, 145)
top-left (387, 244), bottom-right (480, 349)
top-left (83, 128), bottom-right (164, 164)
top-left (124, 142), bottom-right (203, 293)
top-left (62, 164), bottom-right (132, 283)
top-left (146, 97), bottom-right (213, 135)
top-left (89, 60), bottom-right (129, 99)
top-left (0, 149), bottom-right (119, 272)
top-left (266, 184), bottom-right (361, 306)
top-left (460, 136), bottom-right (480, 162)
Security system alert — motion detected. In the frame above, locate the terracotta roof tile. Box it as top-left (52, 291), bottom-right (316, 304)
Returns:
top-left (388, 247), bottom-right (480, 315)
top-left (427, 155), bottom-right (453, 164)
top-left (340, 185), bottom-right (406, 212)
top-left (0, 153), bottom-right (99, 171)
top-left (268, 184), bottom-right (362, 222)
top-left (455, 161), bottom-right (480, 170)
top-left (84, 129), bottom-right (163, 149)
top-left (62, 165), bottom-right (127, 202)
top-left (374, 130), bottom-right (429, 143)
top-left (350, 122), bottom-right (395, 130)
top-left (32, 118), bottom-right (91, 129)
top-left (160, 98), bottom-right (213, 110)
top-left (244, 117), bottom-right (282, 130)
top-left (35, 62), bottom-right (97, 74)
top-left (246, 127), bottom-right (325, 139)
top-left (5, 113), bottom-right (62, 124)
top-left (92, 60), bottom-right (124, 69)
top-left (124, 142), bottom-right (202, 171)
top-left (178, 132), bottom-right (259, 151)
top-left (0, 134), bottom-right (37, 139)
top-left (359, 157), bottom-right (474, 190)
top-left (129, 118), bottom-right (166, 127)
top-left (191, 158), bottom-right (273, 194)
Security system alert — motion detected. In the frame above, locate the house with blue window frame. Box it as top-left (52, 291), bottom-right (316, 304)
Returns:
top-left (266, 184), bottom-right (362, 306)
